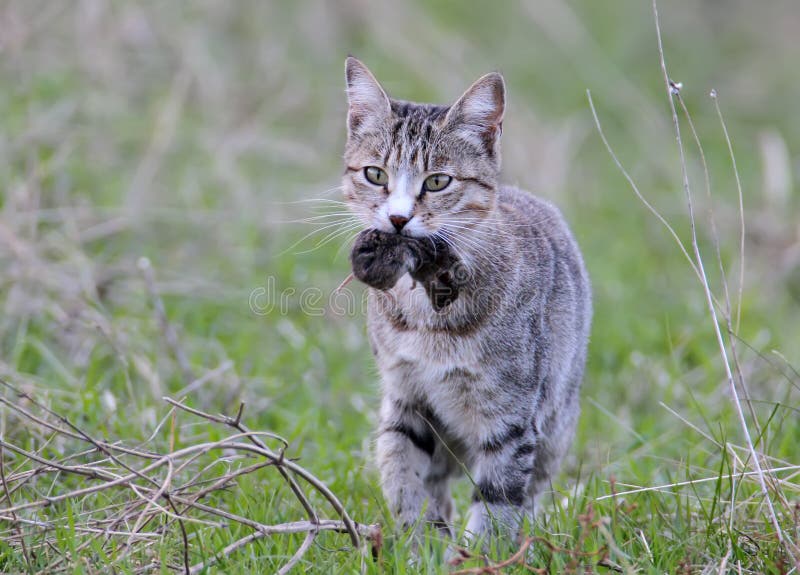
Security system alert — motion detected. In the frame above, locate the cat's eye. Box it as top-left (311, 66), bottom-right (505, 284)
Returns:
top-left (364, 166), bottom-right (389, 186)
top-left (423, 173), bottom-right (452, 192)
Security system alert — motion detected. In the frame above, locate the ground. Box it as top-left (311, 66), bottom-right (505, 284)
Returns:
top-left (0, 1), bottom-right (799, 573)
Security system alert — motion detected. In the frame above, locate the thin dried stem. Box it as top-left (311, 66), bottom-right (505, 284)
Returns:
top-left (652, 0), bottom-right (791, 557)
top-left (0, 444), bottom-right (32, 572)
top-left (0, 380), bottom-right (379, 572)
top-left (710, 92), bottom-right (746, 334)
top-left (137, 256), bottom-right (196, 385)
top-left (673, 92), bottom-right (762, 444)
top-left (586, 91), bottom-right (702, 283)
top-left (164, 397), bottom-right (360, 547)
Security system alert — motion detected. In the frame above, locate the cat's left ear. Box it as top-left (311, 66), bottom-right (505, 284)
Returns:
top-left (345, 57), bottom-right (391, 135)
top-left (444, 72), bottom-right (505, 152)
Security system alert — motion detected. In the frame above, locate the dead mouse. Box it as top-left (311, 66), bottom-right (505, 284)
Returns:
top-left (350, 229), bottom-right (464, 310)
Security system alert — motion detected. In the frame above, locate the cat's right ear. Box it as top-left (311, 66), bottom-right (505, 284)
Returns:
top-left (444, 72), bottom-right (505, 154)
top-left (345, 57), bottom-right (391, 134)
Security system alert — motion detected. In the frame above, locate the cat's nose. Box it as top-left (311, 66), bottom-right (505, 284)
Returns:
top-left (389, 215), bottom-right (410, 232)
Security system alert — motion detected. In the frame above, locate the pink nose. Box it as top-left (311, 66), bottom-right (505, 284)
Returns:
top-left (389, 215), bottom-right (409, 232)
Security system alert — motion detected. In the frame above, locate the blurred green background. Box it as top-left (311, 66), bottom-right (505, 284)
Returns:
top-left (1, 1), bottom-right (799, 572)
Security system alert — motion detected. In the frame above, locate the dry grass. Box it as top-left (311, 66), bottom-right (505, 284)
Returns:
top-left (0, 257), bottom-right (379, 573)
top-left (1, 0), bottom-right (799, 573)
top-left (0, 375), bottom-right (379, 573)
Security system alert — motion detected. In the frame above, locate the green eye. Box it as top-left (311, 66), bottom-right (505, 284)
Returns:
top-left (423, 173), bottom-right (452, 192)
top-left (364, 166), bottom-right (389, 186)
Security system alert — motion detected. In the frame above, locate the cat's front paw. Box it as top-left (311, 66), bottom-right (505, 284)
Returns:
top-left (350, 229), bottom-right (412, 290)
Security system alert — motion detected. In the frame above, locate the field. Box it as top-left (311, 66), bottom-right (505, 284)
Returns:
top-left (1, 1), bottom-right (799, 573)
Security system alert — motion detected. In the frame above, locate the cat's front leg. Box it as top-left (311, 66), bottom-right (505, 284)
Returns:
top-left (464, 423), bottom-right (537, 543)
top-left (376, 395), bottom-right (447, 538)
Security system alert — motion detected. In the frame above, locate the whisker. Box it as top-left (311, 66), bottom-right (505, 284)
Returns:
top-left (440, 217), bottom-right (533, 230)
top-left (436, 227), bottom-right (498, 267)
top-left (288, 213), bottom-right (364, 224)
top-left (431, 230), bottom-right (464, 263)
top-left (437, 225), bottom-right (508, 269)
top-left (294, 221), bottom-right (366, 255)
top-left (278, 218), bottom-right (365, 257)
top-left (319, 184), bottom-right (347, 197)
top-left (334, 227), bottom-right (370, 262)
top-left (438, 222), bottom-right (513, 244)
top-left (282, 197), bottom-right (350, 207)
top-left (271, 211), bottom-right (363, 225)
top-left (446, 210), bottom-right (559, 228)
top-left (435, 231), bottom-right (490, 275)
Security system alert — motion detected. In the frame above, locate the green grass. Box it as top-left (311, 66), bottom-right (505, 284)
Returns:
top-left (1, 1), bottom-right (799, 573)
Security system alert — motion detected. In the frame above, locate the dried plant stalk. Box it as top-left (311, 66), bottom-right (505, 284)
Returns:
top-left (0, 378), bottom-right (380, 573)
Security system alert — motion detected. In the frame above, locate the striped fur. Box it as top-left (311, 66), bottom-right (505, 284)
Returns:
top-left (342, 57), bottom-right (592, 545)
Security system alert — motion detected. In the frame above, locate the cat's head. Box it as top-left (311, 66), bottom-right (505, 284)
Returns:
top-left (342, 57), bottom-right (504, 240)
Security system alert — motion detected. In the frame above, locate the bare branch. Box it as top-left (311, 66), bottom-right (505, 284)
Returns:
top-left (0, 384), bottom-right (379, 571)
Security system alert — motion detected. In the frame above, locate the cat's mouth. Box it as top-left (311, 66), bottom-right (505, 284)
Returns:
top-left (389, 228), bottom-right (430, 239)
top-left (374, 222), bottom-right (429, 239)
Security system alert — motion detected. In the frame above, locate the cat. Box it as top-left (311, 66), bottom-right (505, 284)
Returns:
top-left (341, 56), bottom-right (592, 544)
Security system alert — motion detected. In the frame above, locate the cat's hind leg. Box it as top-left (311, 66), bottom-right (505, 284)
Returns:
top-left (464, 422), bottom-right (537, 543)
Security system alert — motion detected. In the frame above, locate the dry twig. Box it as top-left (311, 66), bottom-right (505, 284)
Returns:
top-left (0, 377), bottom-right (379, 573)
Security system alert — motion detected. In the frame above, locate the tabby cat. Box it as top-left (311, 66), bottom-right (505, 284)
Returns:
top-left (342, 57), bottom-right (592, 543)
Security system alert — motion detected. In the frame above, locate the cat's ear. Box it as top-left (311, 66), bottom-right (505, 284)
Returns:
top-left (345, 57), bottom-right (391, 134)
top-left (444, 72), bottom-right (505, 150)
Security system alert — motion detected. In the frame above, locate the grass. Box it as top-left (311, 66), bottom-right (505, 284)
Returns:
top-left (1, 0), bottom-right (799, 573)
